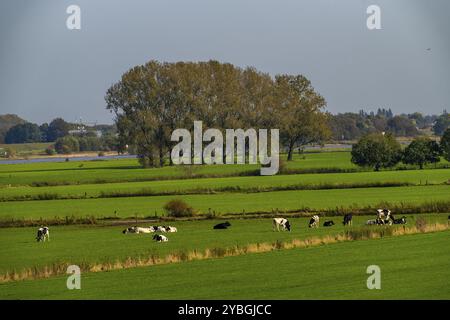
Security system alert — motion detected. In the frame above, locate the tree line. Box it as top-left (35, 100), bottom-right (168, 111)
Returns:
top-left (351, 128), bottom-right (450, 171)
top-left (0, 115), bottom-right (118, 156)
top-left (329, 109), bottom-right (449, 141)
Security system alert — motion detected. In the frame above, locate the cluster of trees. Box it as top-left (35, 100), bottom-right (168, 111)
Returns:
top-left (328, 109), bottom-right (448, 141)
top-left (106, 60), bottom-right (329, 167)
top-left (351, 128), bottom-right (450, 170)
top-left (0, 114), bottom-right (26, 143)
top-left (53, 133), bottom-right (119, 154)
top-left (3, 118), bottom-right (71, 144)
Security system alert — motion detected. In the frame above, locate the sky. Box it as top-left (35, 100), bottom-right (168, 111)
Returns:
top-left (0, 0), bottom-right (449, 125)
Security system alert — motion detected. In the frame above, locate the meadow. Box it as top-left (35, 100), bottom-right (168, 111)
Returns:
top-left (1, 230), bottom-right (448, 299)
top-left (0, 185), bottom-right (449, 220)
top-left (0, 149), bottom-right (449, 299)
top-left (1, 214), bottom-right (447, 276)
top-left (1, 151), bottom-right (448, 187)
top-left (0, 168), bottom-right (449, 201)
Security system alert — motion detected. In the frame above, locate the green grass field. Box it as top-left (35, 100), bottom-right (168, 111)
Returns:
top-left (0, 143), bottom-right (52, 156)
top-left (1, 168), bottom-right (448, 201)
top-left (0, 185), bottom-right (449, 220)
top-left (1, 151), bottom-right (448, 187)
top-left (0, 152), bottom-right (351, 186)
top-left (0, 150), bottom-right (449, 300)
top-left (1, 230), bottom-right (448, 299)
top-left (1, 214), bottom-right (446, 275)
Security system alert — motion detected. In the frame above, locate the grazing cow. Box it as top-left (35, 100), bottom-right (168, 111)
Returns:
top-left (36, 227), bottom-right (50, 242)
top-left (165, 226), bottom-right (178, 233)
top-left (152, 234), bottom-right (168, 242)
top-left (392, 216), bottom-right (407, 225)
top-left (309, 215), bottom-right (320, 228)
top-left (343, 214), bottom-right (353, 226)
top-left (376, 209), bottom-right (392, 225)
top-left (323, 220), bottom-right (335, 227)
top-left (272, 218), bottom-right (291, 231)
top-left (214, 221), bottom-right (231, 230)
top-left (366, 219), bottom-right (377, 225)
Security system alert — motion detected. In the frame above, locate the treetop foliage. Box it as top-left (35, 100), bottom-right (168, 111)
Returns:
top-left (105, 60), bottom-right (329, 167)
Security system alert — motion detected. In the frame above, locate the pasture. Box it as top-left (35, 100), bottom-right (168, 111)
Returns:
top-left (1, 151), bottom-right (448, 187)
top-left (1, 230), bottom-right (449, 299)
top-left (0, 214), bottom-right (447, 276)
top-left (0, 185), bottom-right (449, 220)
top-left (0, 168), bottom-right (449, 201)
top-left (0, 149), bottom-right (449, 300)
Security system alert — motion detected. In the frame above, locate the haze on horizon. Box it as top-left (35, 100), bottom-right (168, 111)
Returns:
top-left (0, 0), bottom-right (449, 125)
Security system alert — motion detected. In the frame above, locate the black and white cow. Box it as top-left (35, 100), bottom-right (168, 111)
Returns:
top-left (366, 219), bottom-right (377, 225)
top-left (157, 226), bottom-right (167, 232)
top-left (272, 218), bottom-right (291, 231)
top-left (122, 226), bottom-right (155, 234)
top-left (153, 234), bottom-right (168, 242)
top-left (164, 226), bottom-right (178, 233)
top-left (323, 220), bottom-right (335, 227)
top-left (392, 216), bottom-right (407, 225)
top-left (376, 209), bottom-right (392, 225)
top-left (36, 227), bottom-right (49, 242)
top-left (214, 222), bottom-right (231, 230)
top-left (309, 215), bottom-right (320, 228)
top-left (343, 214), bottom-right (353, 226)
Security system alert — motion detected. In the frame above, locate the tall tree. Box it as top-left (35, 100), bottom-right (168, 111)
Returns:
top-left (274, 75), bottom-right (329, 160)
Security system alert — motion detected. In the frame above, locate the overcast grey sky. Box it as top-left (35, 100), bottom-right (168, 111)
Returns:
top-left (0, 0), bottom-right (449, 124)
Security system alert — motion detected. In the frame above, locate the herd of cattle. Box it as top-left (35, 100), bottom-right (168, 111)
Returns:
top-left (271, 209), bottom-right (407, 232)
top-left (35, 208), bottom-right (409, 243)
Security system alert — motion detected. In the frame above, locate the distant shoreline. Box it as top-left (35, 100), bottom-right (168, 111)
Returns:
top-left (0, 153), bottom-right (136, 165)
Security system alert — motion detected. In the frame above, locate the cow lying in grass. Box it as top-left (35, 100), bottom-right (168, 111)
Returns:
top-left (273, 218), bottom-right (291, 231)
top-left (123, 226), bottom-right (178, 234)
top-left (122, 226), bottom-right (154, 234)
top-left (309, 215), bottom-right (319, 228)
top-left (376, 209), bottom-right (392, 225)
top-left (153, 234), bottom-right (168, 242)
top-left (36, 227), bottom-right (49, 242)
top-left (214, 221), bottom-right (231, 229)
top-left (323, 220), bottom-right (335, 227)
top-left (392, 216), bottom-right (407, 224)
top-left (158, 226), bottom-right (177, 232)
